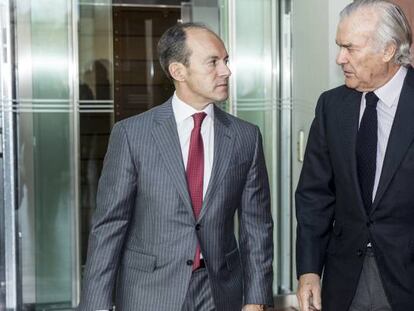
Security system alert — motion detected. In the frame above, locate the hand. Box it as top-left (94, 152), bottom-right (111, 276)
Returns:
top-left (297, 273), bottom-right (322, 311)
top-left (242, 304), bottom-right (265, 311)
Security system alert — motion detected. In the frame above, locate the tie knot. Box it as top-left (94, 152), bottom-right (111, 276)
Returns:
top-left (365, 92), bottom-right (379, 108)
top-left (192, 112), bottom-right (207, 129)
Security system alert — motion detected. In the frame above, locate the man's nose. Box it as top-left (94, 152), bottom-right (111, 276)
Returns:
top-left (219, 62), bottom-right (231, 77)
top-left (336, 48), bottom-right (347, 65)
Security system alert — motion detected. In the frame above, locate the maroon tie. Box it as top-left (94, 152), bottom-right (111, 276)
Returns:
top-left (186, 112), bottom-right (206, 270)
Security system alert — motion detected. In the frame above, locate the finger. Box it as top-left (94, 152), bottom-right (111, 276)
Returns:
top-left (308, 296), bottom-right (317, 311)
top-left (299, 290), bottom-right (310, 311)
top-left (311, 285), bottom-right (322, 310)
top-left (296, 292), bottom-right (303, 311)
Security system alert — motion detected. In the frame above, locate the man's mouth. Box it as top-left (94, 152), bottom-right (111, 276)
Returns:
top-left (216, 83), bottom-right (228, 88)
top-left (343, 70), bottom-right (354, 77)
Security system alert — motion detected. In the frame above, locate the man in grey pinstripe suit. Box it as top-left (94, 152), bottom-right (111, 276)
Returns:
top-left (78, 23), bottom-right (273, 311)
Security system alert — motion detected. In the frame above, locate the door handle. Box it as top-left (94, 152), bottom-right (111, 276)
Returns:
top-left (298, 130), bottom-right (304, 162)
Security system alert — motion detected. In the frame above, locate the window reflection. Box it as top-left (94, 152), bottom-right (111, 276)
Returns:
top-left (78, 3), bottom-right (180, 269)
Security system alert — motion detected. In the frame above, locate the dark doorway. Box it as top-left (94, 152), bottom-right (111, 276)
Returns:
top-left (79, 3), bottom-right (183, 272)
top-left (113, 6), bottom-right (180, 121)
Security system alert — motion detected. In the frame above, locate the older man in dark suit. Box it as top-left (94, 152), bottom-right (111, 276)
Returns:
top-left (295, 1), bottom-right (414, 311)
top-left (78, 23), bottom-right (273, 311)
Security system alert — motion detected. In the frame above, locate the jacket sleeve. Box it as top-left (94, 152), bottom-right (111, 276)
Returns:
top-left (78, 122), bottom-right (137, 310)
top-left (295, 92), bottom-right (336, 278)
top-left (239, 126), bottom-right (274, 306)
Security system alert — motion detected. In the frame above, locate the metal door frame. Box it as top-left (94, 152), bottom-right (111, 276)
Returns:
top-left (1, 0), bottom-right (81, 308)
top-left (1, 1), bottom-right (188, 309)
top-left (1, 0), bottom-right (19, 308)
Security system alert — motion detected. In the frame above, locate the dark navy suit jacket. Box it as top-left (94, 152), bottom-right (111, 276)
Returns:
top-left (296, 67), bottom-right (414, 311)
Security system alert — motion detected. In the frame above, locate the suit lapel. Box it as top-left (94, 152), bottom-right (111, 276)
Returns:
top-left (151, 100), bottom-right (193, 214)
top-left (199, 106), bottom-right (234, 220)
top-left (337, 89), bottom-right (366, 214)
top-left (372, 68), bottom-right (414, 212)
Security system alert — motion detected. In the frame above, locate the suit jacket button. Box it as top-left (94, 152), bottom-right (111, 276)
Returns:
top-left (357, 249), bottom-right (363, 257)
top-left (195, 224), bottom-right (201, 231)
top-left (186, 260), bottom-right (193, 266)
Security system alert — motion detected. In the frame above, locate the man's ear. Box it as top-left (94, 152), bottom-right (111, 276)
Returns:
top-left (383, 43), bottom-right (397, 62)
top-left (169, 62), bottom-right (186, 82)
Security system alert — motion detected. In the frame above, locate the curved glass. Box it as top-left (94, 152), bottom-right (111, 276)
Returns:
top-left (12, 0), bottom-right (75, 308)
top-left (225, 0), bottom-right (281, 294)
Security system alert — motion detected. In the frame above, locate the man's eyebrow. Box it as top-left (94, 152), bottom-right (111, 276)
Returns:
top-left (336, 41), bottom-right (353, 48)
top-left (205, 55), bottom-right (229, 61)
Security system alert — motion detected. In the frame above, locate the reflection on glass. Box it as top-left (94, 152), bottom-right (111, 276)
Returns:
top-left (78, 3), bottom-right (179, 272)
top-left (5, 0), bottom-right (222, 307)
top-left (112, 6), bottom-right (178, 120)
top-left (0, 154), bottom-right (4, 309)
top-left (78, 1), bottom-right (113, 102)
top-left (226, 0), bottom-right (281, 293)
top-left (13, 0), bottom-right (74, 308)
top-left (78, 3), bottom-right (114, 270)
top-left (79, 113), bottom-right (112, 265)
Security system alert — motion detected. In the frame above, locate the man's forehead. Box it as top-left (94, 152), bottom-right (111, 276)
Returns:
top-left (185, 28), bottom-right (227, 55)
top-left (339, 8), bottom-right (379, 33)
top-left (337, 10), bottom-right (379, 43)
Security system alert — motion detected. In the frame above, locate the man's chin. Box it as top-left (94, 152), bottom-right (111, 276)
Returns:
top-left (344, 78), bottom-right (358, 90)
top-left (214, 93), bottom-right (229, 102)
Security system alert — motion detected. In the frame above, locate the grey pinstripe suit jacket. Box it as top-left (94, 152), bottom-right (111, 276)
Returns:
top-left (78, 99), bottom-right (273, 311)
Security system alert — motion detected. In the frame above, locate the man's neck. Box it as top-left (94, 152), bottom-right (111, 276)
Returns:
top-left (175, 90), bottom-right (211, 111)
top-left (370, 64), bottom-right (401, 92)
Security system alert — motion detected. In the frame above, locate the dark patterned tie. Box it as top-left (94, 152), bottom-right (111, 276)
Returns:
top-left (357, 92), bottom-right (379, 214)
top-left (186, 112), bottom-right (206, 270)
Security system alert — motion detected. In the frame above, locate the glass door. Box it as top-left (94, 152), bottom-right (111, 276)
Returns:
top-left (78, 0), bottom-right (115, 276)
top-left (1, 0), bottom-right (79, 309)
top-left (77, 0), bottom-right (182, 275)
top-left (0, 1), bottom-right (186, 309)
top-left (221, 0), bottom-right (282, 295)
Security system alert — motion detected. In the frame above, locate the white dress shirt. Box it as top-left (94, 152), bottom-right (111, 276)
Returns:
top-left (172, 92), bottom-right (214, 198)
top-left (359, 66), bottom-right (407, 201)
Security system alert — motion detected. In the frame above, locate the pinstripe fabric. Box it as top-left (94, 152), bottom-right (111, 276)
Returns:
top-left (181, 268), bottom-right (216, 311)
top-left (77, 98), bottom-right (273, 311)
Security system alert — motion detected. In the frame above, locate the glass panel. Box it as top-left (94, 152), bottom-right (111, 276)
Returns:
top-left (13, 0), bottom-right (76, 308)
top-left (225, 0), bottom-right (280, 293)
top-left (112, 6), bottom-right (179, 120)
top-left (0, 0), bottom-right (6, 297)
top-left (78, 0), bottom-right (114, 269)
top-left (77, 1), bottom-right (180, 275)
top-left (79, 1), bottom-right (113, 102)
top-left (1, 0), bottom-right (18, 306)
top-left (0, 152), bottom-right (4, 309)
top-left (192, 0), bottom-right (220, 34)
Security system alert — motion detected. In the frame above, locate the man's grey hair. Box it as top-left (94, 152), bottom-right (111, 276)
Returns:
top-left (340, 0), bottom-right (412, 66)
top-left (157, 22), bottom-right (215, 80)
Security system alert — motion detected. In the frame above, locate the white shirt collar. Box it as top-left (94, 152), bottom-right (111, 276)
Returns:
top-left (372, 66), bottom-right (407, 108)
top-left (171, 92), bottom-right (214, 124)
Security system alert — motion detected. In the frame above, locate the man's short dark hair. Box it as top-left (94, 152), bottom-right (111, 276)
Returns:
top-left (157, 22), bottom-right (213, 80)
